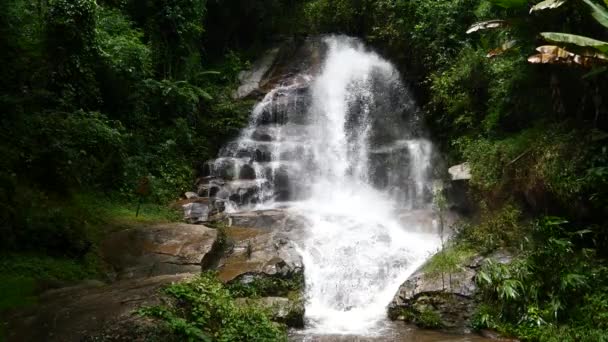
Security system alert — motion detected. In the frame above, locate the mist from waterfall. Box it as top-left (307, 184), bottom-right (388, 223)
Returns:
top-left (204, 35), bottom-right (441, 336)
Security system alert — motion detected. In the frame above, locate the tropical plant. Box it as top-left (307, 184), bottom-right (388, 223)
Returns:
top-left (467, 0), bottom-right (608, 71)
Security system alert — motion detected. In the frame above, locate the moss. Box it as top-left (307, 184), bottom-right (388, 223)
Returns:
top-left (396, 305), bottom-right (444, 329)
top-left (422, 243), bottom-right (476, 279)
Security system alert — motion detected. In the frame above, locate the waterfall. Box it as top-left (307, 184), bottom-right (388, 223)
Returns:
top-left (204, 36), bottom-right (440, 335)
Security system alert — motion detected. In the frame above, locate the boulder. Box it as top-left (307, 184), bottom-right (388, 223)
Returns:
top-left (5, 274), bottom-right (193, 342)
top-left (233, 47), bottom-right (280, 99)
top-left (101, 223), bottom-right (218, 280)
top-left (448, 163), bottom-right (472, 181)
top-left (388, 249), bottom-right (514, 332)
top-left (217, 210), bottom-right (307, 283)
top-left (184, 191), bottom-right (199, 199)
top-left (217, 227), bottom-right (303, 283)
top-left (235, 296), bottom-right (305, 328)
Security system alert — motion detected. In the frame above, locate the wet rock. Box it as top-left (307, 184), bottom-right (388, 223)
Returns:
top-left (239, 164), bottom-right (257, 180)
top-left (388, 249), bottom-right (515, 332)
top-left (217, 210), bottom-right (307, 284)
top-left (5, 274), bottom-right (193, 342)
top-left (184, 191), bottom-right (199, 199)
top-left (229, 209), bottom-right (288, 230)
top-left (448, 163), bottom-right (472, 181)
top-left (101, 223), bottom-right (218, 280)
top-left (183, 201), bottom-right (210, 223)
top-left (218, 228), bottom-right (303, 283)
top-left (233, 47), bottom-right (281, 99)
top-left (251, 127), bottom-right (274, 142)
top-left (235, 296), bottom-right (305, 328)
top-left (223, 180), bottom-right (267, 205)
top-left (196, 177), bottom-right (225, 197)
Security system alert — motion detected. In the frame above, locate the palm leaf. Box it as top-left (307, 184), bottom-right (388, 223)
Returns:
top-left (466, 20), bottom-right (509, 34)
top-left (530, 0), bottom-right (568, 13)
top-left (583, 0), bottom-right (608, 29)
top-left (540, 32), bottom-right (608, 53)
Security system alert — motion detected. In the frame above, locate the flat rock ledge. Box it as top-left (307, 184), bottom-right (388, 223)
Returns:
top-left (218, 210), bottom-right (307, 283)
top-left (101, 223), bottom-right (219, 280)
top-left (5, 274), bottom-right (194, 342)
top-left (388, 249), bottom-right (514, 333)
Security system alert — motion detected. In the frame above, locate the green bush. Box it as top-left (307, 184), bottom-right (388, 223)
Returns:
top-left (456, 203), bottom-right (522, 253)
top-left (140, 273), bottom-right (287, 341)
top-left (473, 217), bottom-right (608, 340)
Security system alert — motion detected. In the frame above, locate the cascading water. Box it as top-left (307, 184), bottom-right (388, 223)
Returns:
top-left (204, 36), bottom-right (441, 336)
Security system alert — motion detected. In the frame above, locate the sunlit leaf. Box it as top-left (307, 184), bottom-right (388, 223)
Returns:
top-left (560, 273), bottom-right (588, 290)
top-left (530, 0), bottom-right (568, 13)
top-left (583, 0), bottom-right (608, 29)
top-left (573, 228), bottom-right (594, 236)
top-left (487, 40), bottom-right (517, 57)
top-left (476, 270), bottom-right (492, 285)
top-left (528, 45), bottom-right (604, 67)
top-left (467, 20), bottom-right (509, 34)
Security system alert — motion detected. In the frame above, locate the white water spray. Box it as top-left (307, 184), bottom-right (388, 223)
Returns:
top-left (293, 37), bottom-right (439, 335)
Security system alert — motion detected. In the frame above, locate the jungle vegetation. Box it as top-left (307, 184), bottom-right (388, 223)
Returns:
top-left (1, 0), bottom-right (607, 340)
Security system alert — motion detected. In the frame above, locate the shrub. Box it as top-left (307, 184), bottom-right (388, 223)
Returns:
top-left (139, 273), bottom-right (287, 341)
top-left (456, 203), bottom-right (522, 253)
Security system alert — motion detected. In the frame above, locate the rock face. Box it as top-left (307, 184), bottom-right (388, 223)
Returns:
top-left (179, 196), bottom-right (228, 224)
top-left (233, 47), bottom-right (281, 99)
top-left (5, 274), bottom-right (193, 342)
top-left (446, 163), bottom-right (475, 215)
top-left (101, 223), bottom-right (219, 280)
top-left (217, 210), bottom-right (306, 283)
top-left (229, 209), bottom-right (290, 231)
top-left (388, 249), bottom-right (514, 332)
top-left (448, 163), bottom-right (472, 181)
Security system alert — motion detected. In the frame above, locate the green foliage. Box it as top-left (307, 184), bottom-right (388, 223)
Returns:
top-left (473, 217), bottom-right (608, 340)
top-left (397, 305), bottom-right (444, 329)
top-left (97, 7), bottom-right (152, 82)
top-left (140, 273), bottom-right (287, 341)
top-left (226, 274), bottom-right (304, 298)
top-left (423, 243), bottom-right (476, 289)
top-left (457, 203), bottom-right (522, 252)
top-left (0, 253), bottom-right (101, 312)
top-left (137, 0), bottom-right (207, 79)
top-left (46, 0), bottom-right (101, 109)
top-left (417, 308), bottom-right (445, 329)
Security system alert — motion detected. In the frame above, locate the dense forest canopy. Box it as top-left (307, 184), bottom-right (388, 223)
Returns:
top-left (1, 0), bottom-right (607, 341)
